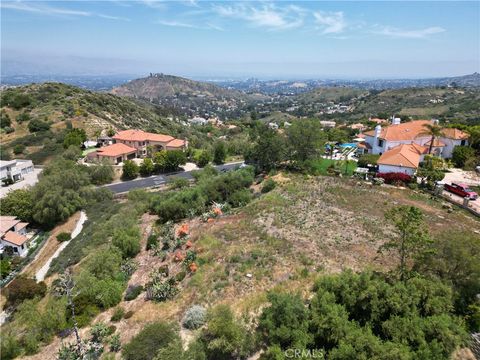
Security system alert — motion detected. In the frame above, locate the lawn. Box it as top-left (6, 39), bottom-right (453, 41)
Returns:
top-left (307, 158), bottom-right (357, 176)
top-left (82, 147), bottom-right (98, 156)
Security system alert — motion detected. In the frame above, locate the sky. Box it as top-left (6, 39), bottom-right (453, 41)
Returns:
top-left (1, 0), bottom-right (479, 79)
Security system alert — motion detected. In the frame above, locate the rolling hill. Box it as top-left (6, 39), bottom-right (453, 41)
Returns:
top-left (0, 82), bottom-right (203, 163)
top-left (111, 73), bottom-right (266, 118)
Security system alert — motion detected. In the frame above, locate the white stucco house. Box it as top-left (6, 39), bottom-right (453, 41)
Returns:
top-left (0, 159), bottom-right (34, 183)
top-left (361, 118), bottom-right (469, 174)
top-left (0, 216), bottom-right (30, 257)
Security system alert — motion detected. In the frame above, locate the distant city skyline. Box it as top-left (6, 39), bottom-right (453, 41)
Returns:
top-left (1, 1), bottom-right (479, 78)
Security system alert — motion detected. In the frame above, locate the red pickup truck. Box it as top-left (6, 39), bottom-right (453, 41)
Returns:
top-left (444, 183), bottom-right (478, 200)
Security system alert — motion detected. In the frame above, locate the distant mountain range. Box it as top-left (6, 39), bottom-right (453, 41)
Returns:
top-left (2, 73), bottom-right (478, 94)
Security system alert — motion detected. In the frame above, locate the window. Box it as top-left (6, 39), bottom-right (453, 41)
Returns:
top-left (377, 139), bottom-right (384, 147)
top-left (461, 140), bottom-right (466, 146)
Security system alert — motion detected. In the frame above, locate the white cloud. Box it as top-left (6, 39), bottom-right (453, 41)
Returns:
top-left (1, 1), bottom-right (130, 21)
top-left (1, 1), bottom-right (90, 16)
top-left (213, 3), bottom-right (305, 30)
top-left (313, 11), bottom-right (346, 34)
top-left (372, 26), bottom-right (445, 39)
top-left (157, 20), bottom-right (222, 31)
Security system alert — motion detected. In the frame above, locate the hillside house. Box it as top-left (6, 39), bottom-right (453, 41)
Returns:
top-left (361, 119), bottom-right (469, 174)
top-left (87, 130), bottom-right (186, 164)
top-left (0, 216), bottom-right (30, 257)
top-left (0, 159), bottom-right (34, 184)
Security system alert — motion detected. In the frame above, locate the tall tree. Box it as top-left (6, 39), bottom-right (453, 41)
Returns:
top-left (418, 124), bottom-right (444, 154)
top-left (381, 206), bottom-right (432, 281)
top-left (245, 124), bottom-right (285, 172)
top-left (286, 120), bottom-right (326, 164)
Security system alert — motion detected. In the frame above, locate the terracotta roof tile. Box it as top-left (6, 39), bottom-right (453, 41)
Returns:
top-left (0, 216), bottom-right (21, 235)
top-left (95, 143), bottom-right (137, 157)
top-left (166, 139), bottom-right (186, 148)
top-left (364, 120), bottom-right (434, 141)
top-left (113, 130), bottom-right (174, 143)
top-left (378, 143), bottom-right (426, 169)
top-left (3, 231), bottom-right (28, 246)
top-left (441, 128), bottom-right (469, 140)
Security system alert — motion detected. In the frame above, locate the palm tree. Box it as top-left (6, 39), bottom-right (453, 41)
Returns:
top-left (418, 124), bottom-right (444, 154)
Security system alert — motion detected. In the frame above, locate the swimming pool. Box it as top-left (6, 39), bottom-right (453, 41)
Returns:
top-left (339, 143), bottom-right (358, 148)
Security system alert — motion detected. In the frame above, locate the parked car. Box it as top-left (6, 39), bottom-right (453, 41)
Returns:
top-left (444, 183), bottom-right (478, 200)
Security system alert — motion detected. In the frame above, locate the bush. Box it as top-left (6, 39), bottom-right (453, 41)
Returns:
top-left (228, 189), bottom-right (253, 207)
top-left (111, 307), bottom-right (125, 322)
top-left (168, 177), bottom-right (190, 190)
top-left (182, 305), bottom-right (207, 330)
top-left (195, 150), bottom-right (212, 168)
top-left (112, 226), bottom-right (141, 258)
top-left (5, 276), bottom-right (47, 306)
top-left (146, 232), bottom-right (158, 251)
top-left (16, 112), bottom-right (30, 123)
top-left (122, 160), bottom-right (139, 180)
top-left (452, 146), bottom-right (476, 168)
top-left (357, 154), bottom-right (380, 167)
top-left (139, 158), bottom-right (155, 177)
top-left (213, 141), bottom-right (227, 165)
top-left (1, 110), bottom-right (12, 128)
top-left (89, 161), bottom-right (114, 185)
top-left (28, 119), bottom-right (50, 132)
top-left (376, 172), bottom-right (412, 185)
top-left (56, 232), bottom-right (71, 242)
top-left (122, 322), bottom-right (179, 360)
top-left (109, 334), bottom-right (121, 352)
top-left (13, 144), bottom-right (26, 155)
top-left (124, 285), bottom-right (144, 301)
top-left (261, 178), bottom-right (276, 193)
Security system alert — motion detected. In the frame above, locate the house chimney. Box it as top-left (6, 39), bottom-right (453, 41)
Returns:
top-left (391, 116), bottom-right (401, 125)
top-left (432, 119), bottom-right (439, 125)
top-left (374, 125), bottom-right (382, 138)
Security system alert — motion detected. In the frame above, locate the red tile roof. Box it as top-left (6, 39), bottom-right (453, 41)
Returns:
top-left (364, 120), bottom-right (433, 141)
top-left (166, 139), bottom-right (186, 148)
top-left (3, 231), bottom-right (28, 246)
top-left (378, 143), bottom-right (426, 169)
top-left (424, 139), bottom-right (446, 147)
top-left (113, 130), bottom-right (174, 143)
top-left (441, 128), bottom-right (469, 140)
top-left (0, 216), bottom-right (21, 235)
top-left (95, 143), bottom-right (137, 157)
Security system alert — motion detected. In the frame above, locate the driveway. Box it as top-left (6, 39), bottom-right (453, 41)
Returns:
top-left (441, 190), bottom-right (480, 214)
top-left (103, 162), bottom-right (243, 194)
top-left (0, 168), bottom-right (42, 198)
top-left (443, 168), bottom-right (480, 186)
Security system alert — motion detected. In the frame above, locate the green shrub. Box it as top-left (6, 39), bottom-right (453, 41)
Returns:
top-left (124, 285), bottom-right (144, 301)
top-left (16, 112), bottom-right (31, 123)
top-left (357, 154), bottom-right (380, 167)
top-left (261, 179), bottom-right (276, 193)
top-left (109, 334), bottom-right (121, 352)
top-left (13, 144), bottom-right (26, 155)
top-left (111, 307), bottom-right (125, 322)
top-left (5, 276), bottom-right (47, 306)
top-left (122, 160), bottom-right (139, 180)
top-left (122, 322), bottom-right (179, 360)
top-left (0, 332), bottom-right (21, 360)
top-left (168, 177), bottom-right (190, 190)
top-left (452, 146), bottom-right (476, 168)
top-left (56, 232), bottom-right (71, 242)
top-left (112, 226), bottom-right (141, 259)
top-left (146, 233), bottom-right (158, 251)
top-left (182, 305), bottom-right (207, 330)
top-left (195, 150), bottom-right (212, 168)
top-left (28, 119), bottom-right (50, 132)
top-left (228, 189), bottom-right (253, 207)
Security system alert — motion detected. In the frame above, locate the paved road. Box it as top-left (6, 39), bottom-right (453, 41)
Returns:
top-left (104, 162), bottom-right (244, 194)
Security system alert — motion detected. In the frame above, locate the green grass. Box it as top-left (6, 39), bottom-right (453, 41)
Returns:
top-left (82, 148), bottom-right (98, 156)
top-left (307, 158), bottom-right (357, 176)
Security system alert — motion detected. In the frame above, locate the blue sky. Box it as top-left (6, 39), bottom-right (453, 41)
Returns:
top-left (1, 1), bottom-right (479, 78)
